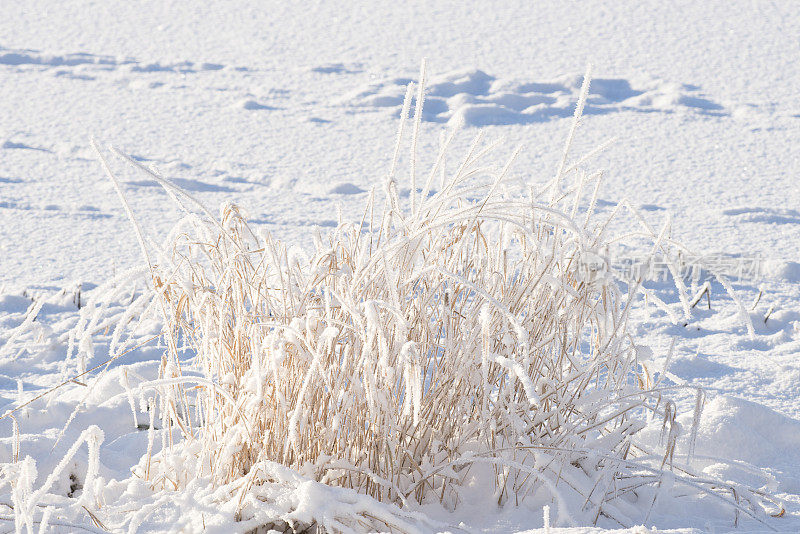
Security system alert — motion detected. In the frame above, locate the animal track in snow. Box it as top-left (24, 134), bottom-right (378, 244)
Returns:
top-left (124, 177), bottom-right (236, 193)
top-left (0, 45), bottom-right (236, 76)
top-left (345, 69), bottom-right (729, 126)
top-left (328, 182), bottom-right (366, 195)
top-left (721, 207), bottom-right (800, 225)
top-left (310, 63), bottom-right (363, 75)
top-left (237, 99), bottom-right (280, 111)
top-left (2, 139), bottom-right (50, 152)
top-left (0, 47), bottom-right (121, 68)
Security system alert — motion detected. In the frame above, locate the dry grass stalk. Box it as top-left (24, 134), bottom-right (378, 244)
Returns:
top-left (80, 64), bottom-right (778, 531)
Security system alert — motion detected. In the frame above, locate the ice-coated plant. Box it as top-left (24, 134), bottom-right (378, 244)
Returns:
top-left (63, 62), bottom-right (778, 532)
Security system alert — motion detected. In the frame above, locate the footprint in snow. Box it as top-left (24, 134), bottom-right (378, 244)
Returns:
top-left (721, 206), bottom-right (800, 225)
top-left (310, 63), bottom-right (363, 74)
top-left (328, 183), bottom-right (366, 195)
top-left (0, 44), bottom-right (236, 79)
top-left (345, 69), bottom-right (730, 126)
top-left (125, 177), bottom-right (236, 193)
top-left (238, 99), bottom-right (279, 111)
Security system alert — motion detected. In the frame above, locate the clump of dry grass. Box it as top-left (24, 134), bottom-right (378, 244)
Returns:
top-left (84, 64), bottom-right (779, 531)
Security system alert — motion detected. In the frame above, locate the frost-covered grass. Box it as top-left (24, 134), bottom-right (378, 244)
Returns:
top-left (0, 64), bottom-right (785, 533)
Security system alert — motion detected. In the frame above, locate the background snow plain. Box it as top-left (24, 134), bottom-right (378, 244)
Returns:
top-left (1, 1), bottom-right (799, 532)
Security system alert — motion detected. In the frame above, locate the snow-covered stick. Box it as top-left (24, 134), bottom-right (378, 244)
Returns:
top-left (552, 63), bottom-right (592, 204)
top-left (686, 387), bottom-right (706, 467)
top-left (409, 58), bottom-right (427, 216)
top-left (716, 272), bottom-right (757, 340)
top-left (387, 81), bottom-right (415, 221)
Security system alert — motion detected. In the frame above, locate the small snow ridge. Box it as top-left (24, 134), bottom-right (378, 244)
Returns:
top-left (347, 69), bottom-right (730, 126)
top-left (328, 182), bottom-right (365, 195)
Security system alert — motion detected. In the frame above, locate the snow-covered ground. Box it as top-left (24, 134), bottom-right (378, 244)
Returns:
top-left (1, 1), bottom-right (799, 532)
